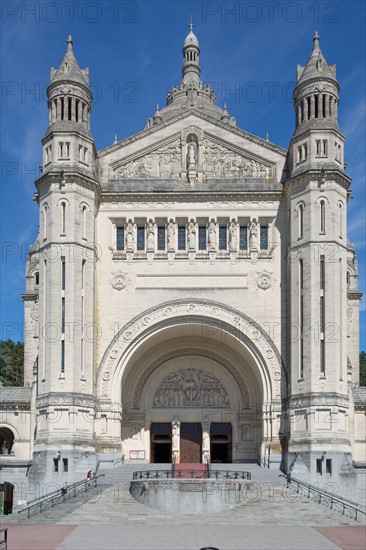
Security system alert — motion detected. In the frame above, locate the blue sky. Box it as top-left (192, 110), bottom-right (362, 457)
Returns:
top-left (1, 0), bottom-right (365, 349)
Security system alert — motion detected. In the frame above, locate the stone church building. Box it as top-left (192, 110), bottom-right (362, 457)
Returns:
top-left (1, 26), bottom-right (365, 500)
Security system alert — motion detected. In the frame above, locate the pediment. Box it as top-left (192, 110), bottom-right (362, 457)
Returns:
top-left (106, 116), bottom-right (282, 183)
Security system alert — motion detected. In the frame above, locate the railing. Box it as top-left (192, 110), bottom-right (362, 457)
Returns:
top-left (257, 453), bottom-right (270, 468)
top-left (0, 529), bottom-right (7, 550)
top-left (18, 474), bottom-right (105, 519)
top-left (132, 469), bottom-right (251, 480)
top-left (210, 470), bottom-right (251, 480)
top-left (284, 475), bottom-right (366, 522)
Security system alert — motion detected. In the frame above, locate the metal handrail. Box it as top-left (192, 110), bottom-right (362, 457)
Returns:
top-left (132, 469), bottom-right (251, 480)
top-left (285, 475), bottom-right (366, 521)
top-left (0, 529), bottom-right (8, 550)
top-left (211, 470), bottom-right (251, 480)
top-left (18, 474), bottom-right (105, 518)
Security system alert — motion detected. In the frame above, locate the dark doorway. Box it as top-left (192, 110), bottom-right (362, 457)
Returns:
top-left (210, 423), bottom-right (232, 463)
top-left (0, 482), bottom-right (14, 515)
top-left (150, 422), bottom-right (172, 463)
top-left (180, 423), bottom-right (202, 463)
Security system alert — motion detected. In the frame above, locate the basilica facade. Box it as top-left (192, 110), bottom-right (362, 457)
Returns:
top-left (1, 26), bottom-right (365, 500)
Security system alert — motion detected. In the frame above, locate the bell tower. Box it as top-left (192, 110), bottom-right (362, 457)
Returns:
top-left (29, 36), bottom-right (99, 487)
top-left (285, 33), bottom-right (357, 493)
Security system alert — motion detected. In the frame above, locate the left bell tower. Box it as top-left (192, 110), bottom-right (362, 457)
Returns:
top-left (29, 36), bottom-right (99, 487)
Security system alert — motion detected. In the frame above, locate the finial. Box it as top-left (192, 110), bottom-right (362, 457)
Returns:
top-left (114, 134), bottom-right (117, 144)
top-left (67, 35), bottom-right (73, 51)
top-left (189, 17), bottom-right (194, 32)
top-left (224, 102), bottom-right (227, 110)
top-left (266, 132), bottom-right (269, 141)
top-left (155, 104), bottom-right (160, 113)
top-left (313, 31), bottom-right (319, 49)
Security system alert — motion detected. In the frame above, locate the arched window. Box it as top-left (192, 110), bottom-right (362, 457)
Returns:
top-left (320, 200), bottom-right (325, 234)
top-left (43, 204), bottom-right (48, 240)
top-left (82, 205), bottom-right (87, 240)
top-left (298, 204), bottom-right (304, 238)
top-left (61, 201), bottom-right (66, 235)
top-left (338, 203), bottom-right (343, 238)
top-left (34, 272), bottom-right (39, 286)
top-left (0, 427), bottom-right (15, 455)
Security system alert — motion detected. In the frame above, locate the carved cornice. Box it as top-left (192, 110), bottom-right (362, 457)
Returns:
top-left (36, 392), bottom-right (96, 409)
top-left (289, 392), bottom-right (349, 409)
top-left (97, 109), bottom-right (287, 159)
top-left (347, 291), bottom-right (363, 301)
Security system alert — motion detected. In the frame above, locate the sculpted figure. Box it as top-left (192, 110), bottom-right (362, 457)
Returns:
top-left (187, 138), bottom-right (197, 168)
top-left (125, 222), bottom-right (134, 249)
top-left (229, 222), bottom-right (238, 250)
top-left (208, 222), bottom-right (217, 249)
top-left (249, 220), bottom-right (259, 250)
top-left (188, 222), bottom-right (196, 249)
top-left (146, 222), bottom-right (155, 250)
top-left (167, 222), bottom-right (175, 250)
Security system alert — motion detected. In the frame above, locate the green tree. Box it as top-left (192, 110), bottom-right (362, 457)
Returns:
top-left (0, 340), bottom-right (24, 386)
top-left (360, 351), bottom-right (366, 386)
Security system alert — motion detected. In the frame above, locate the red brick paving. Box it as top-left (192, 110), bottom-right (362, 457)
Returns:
top-left (315, 526), bottom-right (366, 550)
top-left (0, 524), bottom-right (76, 550)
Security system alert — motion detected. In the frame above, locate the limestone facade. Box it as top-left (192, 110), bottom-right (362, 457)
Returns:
top-left (1, 28), bottom-right (365, 501)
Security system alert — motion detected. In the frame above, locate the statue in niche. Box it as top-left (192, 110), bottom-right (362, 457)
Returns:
top-left (125, 222), bottom-right (134, 249)
top-left (146, 222), bottom-right (155, 250)
top-left (187, 139), bottom-right (197, 168)
top-left (249, 220), bottom-right (259, 251)
top-left (188, 222), bottom-right (196, 249)
top-left (229, 222), bottom-right (238, 250)
top-left (208, 222), bottom-right (217, 249)
top-left (186, 136), bottom-right (198, 183)
top-left (167, 222), bottom-right (175, 250)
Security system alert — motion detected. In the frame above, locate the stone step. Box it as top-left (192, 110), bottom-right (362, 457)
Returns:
top-left (5, 465), bottom-right (363, 526)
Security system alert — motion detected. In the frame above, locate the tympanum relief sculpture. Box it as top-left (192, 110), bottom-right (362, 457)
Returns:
top-left (153, 368), bottom-right (230, 408)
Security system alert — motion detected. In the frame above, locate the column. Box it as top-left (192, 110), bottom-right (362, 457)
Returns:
top-left (78, 101), bottom-right (83, 123)
top-left (172, 418), bottom-right (180, 464)
top-left (56, 97), bottom-right (61, 120)
top-left (297, 104), bottom-right (302, 126)
top-left (51, 100), bottom-right (56, 123)
top-left (64, 95), bottom-right (69, 121)
top-left (310, 95), bottom-right (315, 119)
top-left (324, 94), bottom-right (329, 118)
top-left (303, 99), bottom-right (308, 121)
top-left (71, 97), bottom-right (76, 121)
top-left (202, 417), bottom-right (210, 464)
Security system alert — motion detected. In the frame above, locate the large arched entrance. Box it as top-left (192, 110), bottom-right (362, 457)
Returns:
top-left (96, 300), bottom-right (286, 464)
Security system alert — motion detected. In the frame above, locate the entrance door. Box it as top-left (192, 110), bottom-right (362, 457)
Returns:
top-left (150, 422), bottom-right (172, 464)
top-left (210, 423), bottom-right (232, 464)
top-left (180, 423), bottom-right (202, 463)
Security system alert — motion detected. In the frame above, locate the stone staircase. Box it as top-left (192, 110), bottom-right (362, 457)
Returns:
top-left (3, 463), bottom-right (364, 526)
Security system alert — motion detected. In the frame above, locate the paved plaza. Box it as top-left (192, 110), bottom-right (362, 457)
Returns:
top-left (1, 523), bottom-right (365, 550)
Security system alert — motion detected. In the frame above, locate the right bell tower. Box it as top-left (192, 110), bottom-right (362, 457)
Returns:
top-left (285, 32), bottom-right (358, 492)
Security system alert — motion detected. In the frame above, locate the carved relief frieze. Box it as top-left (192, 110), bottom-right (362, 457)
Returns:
top-left (289, 393), bottom-right (349, 409)
top-left (116, 139), bottom-right (181, 178)
top-left (36, 393), bottom-right (95, 408)
top-left (153, 368), bottom-right (229, 408)
top-left (202, 138), bottom-right (273, 179)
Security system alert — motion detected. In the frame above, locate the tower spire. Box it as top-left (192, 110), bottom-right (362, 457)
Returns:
top-left (182, 20), bottom-right (200, 85)
top-left (67, 34), bottom-right (73, 51)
